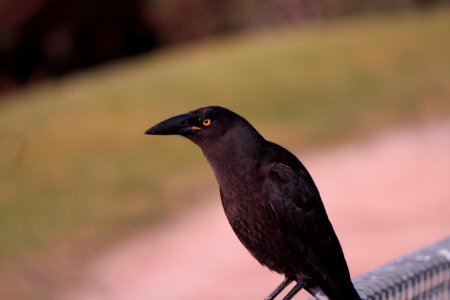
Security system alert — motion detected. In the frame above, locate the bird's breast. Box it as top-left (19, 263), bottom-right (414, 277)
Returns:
top-left (219, 182), bottom-right (301, 275)
top-left (217, 169), bottom-right (271, 237)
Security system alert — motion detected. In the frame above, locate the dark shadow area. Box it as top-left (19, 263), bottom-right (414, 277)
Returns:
top-left (0, 0), bottom-right (446, 94)
top-left (0, 0), bottom-right (158, 91)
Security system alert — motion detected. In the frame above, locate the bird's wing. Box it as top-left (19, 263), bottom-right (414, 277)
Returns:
top-left (262, 162), bottom-right (354, 298)
top-left (261, 162), bottom-right (319, 240)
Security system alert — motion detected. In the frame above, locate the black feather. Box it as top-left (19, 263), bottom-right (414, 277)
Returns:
top-left (146, 106), bottom-right (361, 299)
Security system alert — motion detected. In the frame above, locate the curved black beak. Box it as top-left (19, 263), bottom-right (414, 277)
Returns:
top-left (145, 113), bottom-right (194, 135)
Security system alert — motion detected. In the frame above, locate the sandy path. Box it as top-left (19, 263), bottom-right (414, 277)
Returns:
top-left (63, 120), bottom-right (450, 300)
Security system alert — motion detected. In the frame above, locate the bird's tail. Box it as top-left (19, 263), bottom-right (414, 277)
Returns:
top-left (307, 283), bottom-right (361, 300)
top-left (336, 285), bottom-right (361, 300)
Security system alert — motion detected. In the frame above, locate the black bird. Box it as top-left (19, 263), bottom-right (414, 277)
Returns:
top-left (145, 106), bottom-right (361, 300)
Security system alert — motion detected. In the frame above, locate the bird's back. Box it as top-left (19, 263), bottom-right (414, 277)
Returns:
top-left (261, 141), bottom-right (360, 299)
top-left (218, 140), bottom-right (360, 299)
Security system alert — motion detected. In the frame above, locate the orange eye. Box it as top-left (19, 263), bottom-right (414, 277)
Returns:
top-left (202, 118), bottom-right (211, 127)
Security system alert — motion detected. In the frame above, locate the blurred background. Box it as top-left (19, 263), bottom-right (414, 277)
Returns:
top-left (0, 0), bottom-right (449, 299)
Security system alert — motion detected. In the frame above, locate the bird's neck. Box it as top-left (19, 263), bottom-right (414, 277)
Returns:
top-left (201, 127), bottom-right (265, 190)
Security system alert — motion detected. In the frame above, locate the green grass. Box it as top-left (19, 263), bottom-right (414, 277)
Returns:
top-left (0, 7), bottom-right (449, 298)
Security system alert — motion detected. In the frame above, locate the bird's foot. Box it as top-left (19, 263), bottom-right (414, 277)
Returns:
top-left (264, 277), bottom-right (293, 300)
top-left (282, 281), bottom-right (305, 300)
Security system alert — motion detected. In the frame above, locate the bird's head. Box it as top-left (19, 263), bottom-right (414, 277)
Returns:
top-left (145, 106), bottom-right (244, 147)
top-left (146, 106), bottom-right (265, 172)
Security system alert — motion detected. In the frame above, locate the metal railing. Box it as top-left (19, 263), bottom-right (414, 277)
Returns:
top-left (352, 236), bottom-right (450, 300)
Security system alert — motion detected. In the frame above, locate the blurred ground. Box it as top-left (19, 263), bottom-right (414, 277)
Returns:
top-left (61, 119), bottom-right (450, 300)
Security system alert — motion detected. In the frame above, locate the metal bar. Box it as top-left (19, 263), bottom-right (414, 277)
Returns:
top-left (354, 236), bottom-right (450, 300)
top-left (309, 236), bottom-right (450, 300)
